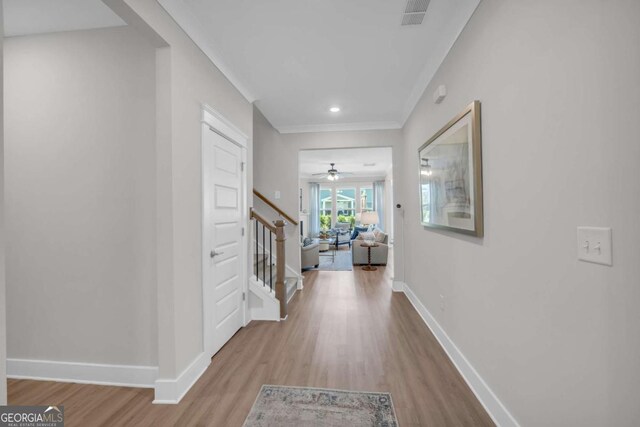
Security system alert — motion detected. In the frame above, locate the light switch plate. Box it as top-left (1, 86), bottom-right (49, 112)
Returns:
top-left (274, 191), bottom-right (281, 200)
top-left (577, 227), bottom-right (612, 266)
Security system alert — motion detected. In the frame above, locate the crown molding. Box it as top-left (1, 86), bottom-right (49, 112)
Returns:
top-left (157, 0), bottom-right (256, 103)
top-left (277, 121), bottom-right (401, 134)
top-left (399, 0), bottom-right (481, 126)
top-left (157, 0), bottom-right (480, 131)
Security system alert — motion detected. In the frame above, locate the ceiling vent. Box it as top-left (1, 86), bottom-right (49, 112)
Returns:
top-left (402, 0), bottom-right (430, 26)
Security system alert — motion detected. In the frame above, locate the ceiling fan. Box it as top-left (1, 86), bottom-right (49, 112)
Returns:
top-left (312, 163), bottom-right (353, 181)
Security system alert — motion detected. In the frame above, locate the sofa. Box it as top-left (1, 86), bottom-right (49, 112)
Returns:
top-left (301, 239), bottom-right (320, 269)
top-left (351, 231), bottom-right (389, 265)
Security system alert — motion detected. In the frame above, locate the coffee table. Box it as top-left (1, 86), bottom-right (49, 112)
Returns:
top-left (318, 239), bottom-right (335, 263)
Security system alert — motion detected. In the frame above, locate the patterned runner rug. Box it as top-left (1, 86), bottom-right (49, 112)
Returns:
top-left (243, 385), bottom-right (398, 427)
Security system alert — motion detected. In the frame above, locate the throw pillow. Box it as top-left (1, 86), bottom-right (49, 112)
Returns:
top-left (302, 237), bottom-right (314, 247)
top-left (351, 226), bottom-right (368, 240)
top-left (373, 229), bottom-right (387, 243)
top-left (359, 231), bottom-right (376, 242)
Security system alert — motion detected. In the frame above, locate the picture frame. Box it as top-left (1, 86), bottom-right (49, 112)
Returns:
top-left (418, 100), bottom-right (483, 237)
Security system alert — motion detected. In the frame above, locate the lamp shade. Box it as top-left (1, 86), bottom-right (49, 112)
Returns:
top-left (360, 211), bottom-right (379, 225)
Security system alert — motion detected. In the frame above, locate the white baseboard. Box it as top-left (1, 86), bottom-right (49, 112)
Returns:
top-left (153, 352), bottom-right (210, 404)
top-left (402, 283), bottom-right (520, 427)
top-left (392, 280), bottom-right (405, 292)
top-left (7, 358), bottom-right (158, 388)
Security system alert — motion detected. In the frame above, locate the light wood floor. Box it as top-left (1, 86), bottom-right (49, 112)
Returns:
top-left (8, 262), bottom-right (493, 426)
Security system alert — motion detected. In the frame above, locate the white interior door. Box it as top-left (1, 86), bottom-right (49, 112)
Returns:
top-left (203, 126), bottom-right (245, 358)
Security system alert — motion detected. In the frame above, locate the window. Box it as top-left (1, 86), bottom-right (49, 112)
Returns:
top-left (316, 185), bottom-right (376, 231)
top-left (421, 183), bottom-right (431, 223)
top-left (336, 188), bottom-right (356, 227)
top-left (320, 188), bottom-right (332, 230)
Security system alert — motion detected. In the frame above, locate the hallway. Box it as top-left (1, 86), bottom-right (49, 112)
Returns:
top-left (8, 267), bottom-right (493, 426)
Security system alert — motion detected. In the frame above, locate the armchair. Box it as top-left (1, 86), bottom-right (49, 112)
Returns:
top-left (301, 241), bottom-right (320, 270)
top-left (332, 222), bottom-right (353, 248)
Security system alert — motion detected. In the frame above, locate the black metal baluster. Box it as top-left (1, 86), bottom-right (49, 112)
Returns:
top-left (255, 220), bottom-right (258, 279)
top-left (262, 224), bottom-right (266, 286)
top-left (269, 230), bottom-right (273, 291)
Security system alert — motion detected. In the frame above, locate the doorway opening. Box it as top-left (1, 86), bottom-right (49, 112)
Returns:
top-left (298, 147), bottom-right (394, 273)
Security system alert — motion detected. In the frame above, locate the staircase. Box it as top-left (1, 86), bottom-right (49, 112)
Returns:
top-left (253, 253), bottom-right (298, 303)
top-left (250, 190), bottom-right (301, 320)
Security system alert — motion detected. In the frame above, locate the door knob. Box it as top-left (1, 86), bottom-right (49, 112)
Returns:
top-left (210, 250), bottom-right (224, 258)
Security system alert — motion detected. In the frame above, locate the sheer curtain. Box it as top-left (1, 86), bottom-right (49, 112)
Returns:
top-left (309, 183), bottom-right (321, 237)
top-left (373, 181), bottom-right (385, 231)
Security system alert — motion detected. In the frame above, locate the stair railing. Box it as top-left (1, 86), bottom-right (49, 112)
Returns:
top-left (253, 189), bottom-right (299, 225)
top-left (250, 208), bottom-right (287, 319)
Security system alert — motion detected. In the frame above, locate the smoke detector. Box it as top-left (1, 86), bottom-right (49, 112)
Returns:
top-left (401, 0), bottom-right (430, 26)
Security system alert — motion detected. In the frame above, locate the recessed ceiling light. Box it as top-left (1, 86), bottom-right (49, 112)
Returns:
top-left (329, 106), bottom-right (341, 113)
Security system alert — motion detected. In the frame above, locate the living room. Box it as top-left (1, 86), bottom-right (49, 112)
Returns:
top-left (298, 148), bottom-right (394, 272)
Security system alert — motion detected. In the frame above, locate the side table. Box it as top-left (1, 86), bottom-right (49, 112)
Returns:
top-left (362, 243), bottom-right (379, 271)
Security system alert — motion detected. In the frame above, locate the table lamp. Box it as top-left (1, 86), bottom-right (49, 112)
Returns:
top-left (360, 211), bottom-right (379, 227)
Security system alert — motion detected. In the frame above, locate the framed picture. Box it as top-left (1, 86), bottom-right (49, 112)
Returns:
top-left (418, 100), bottom-right (483, 236)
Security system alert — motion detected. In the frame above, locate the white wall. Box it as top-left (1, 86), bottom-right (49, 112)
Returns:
top-left (3, 0), bottom-right (253, 395)
top-left (400, 0), bottom-right (640, 425)
top-left (299, 181), bottom-right (307, 215)
top-left (5, 27), bottom-right (157, 366)
top-left (384, 173), bottom-right (393, 240)
top-left (120, 0), bottom-right (253, 380)
top-left (0, 2), bottom-right (7, 404)
top-left (253, 107), bottom-right (301, 271)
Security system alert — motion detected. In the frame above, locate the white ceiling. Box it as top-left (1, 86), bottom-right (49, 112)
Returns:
top-left (3, 1), bottom-right (479, 132)
top-left (159, 0), bottom-right (480, 133)
top-left (3, 0), bottom-right (125, 37)
top-left (299, 148), bottom-right (393, 179)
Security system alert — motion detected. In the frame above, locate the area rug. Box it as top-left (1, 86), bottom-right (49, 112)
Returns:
top-left (243, 385), bottom-right (398, 427)
top-left (314, 248), bottom-right (353, 271)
